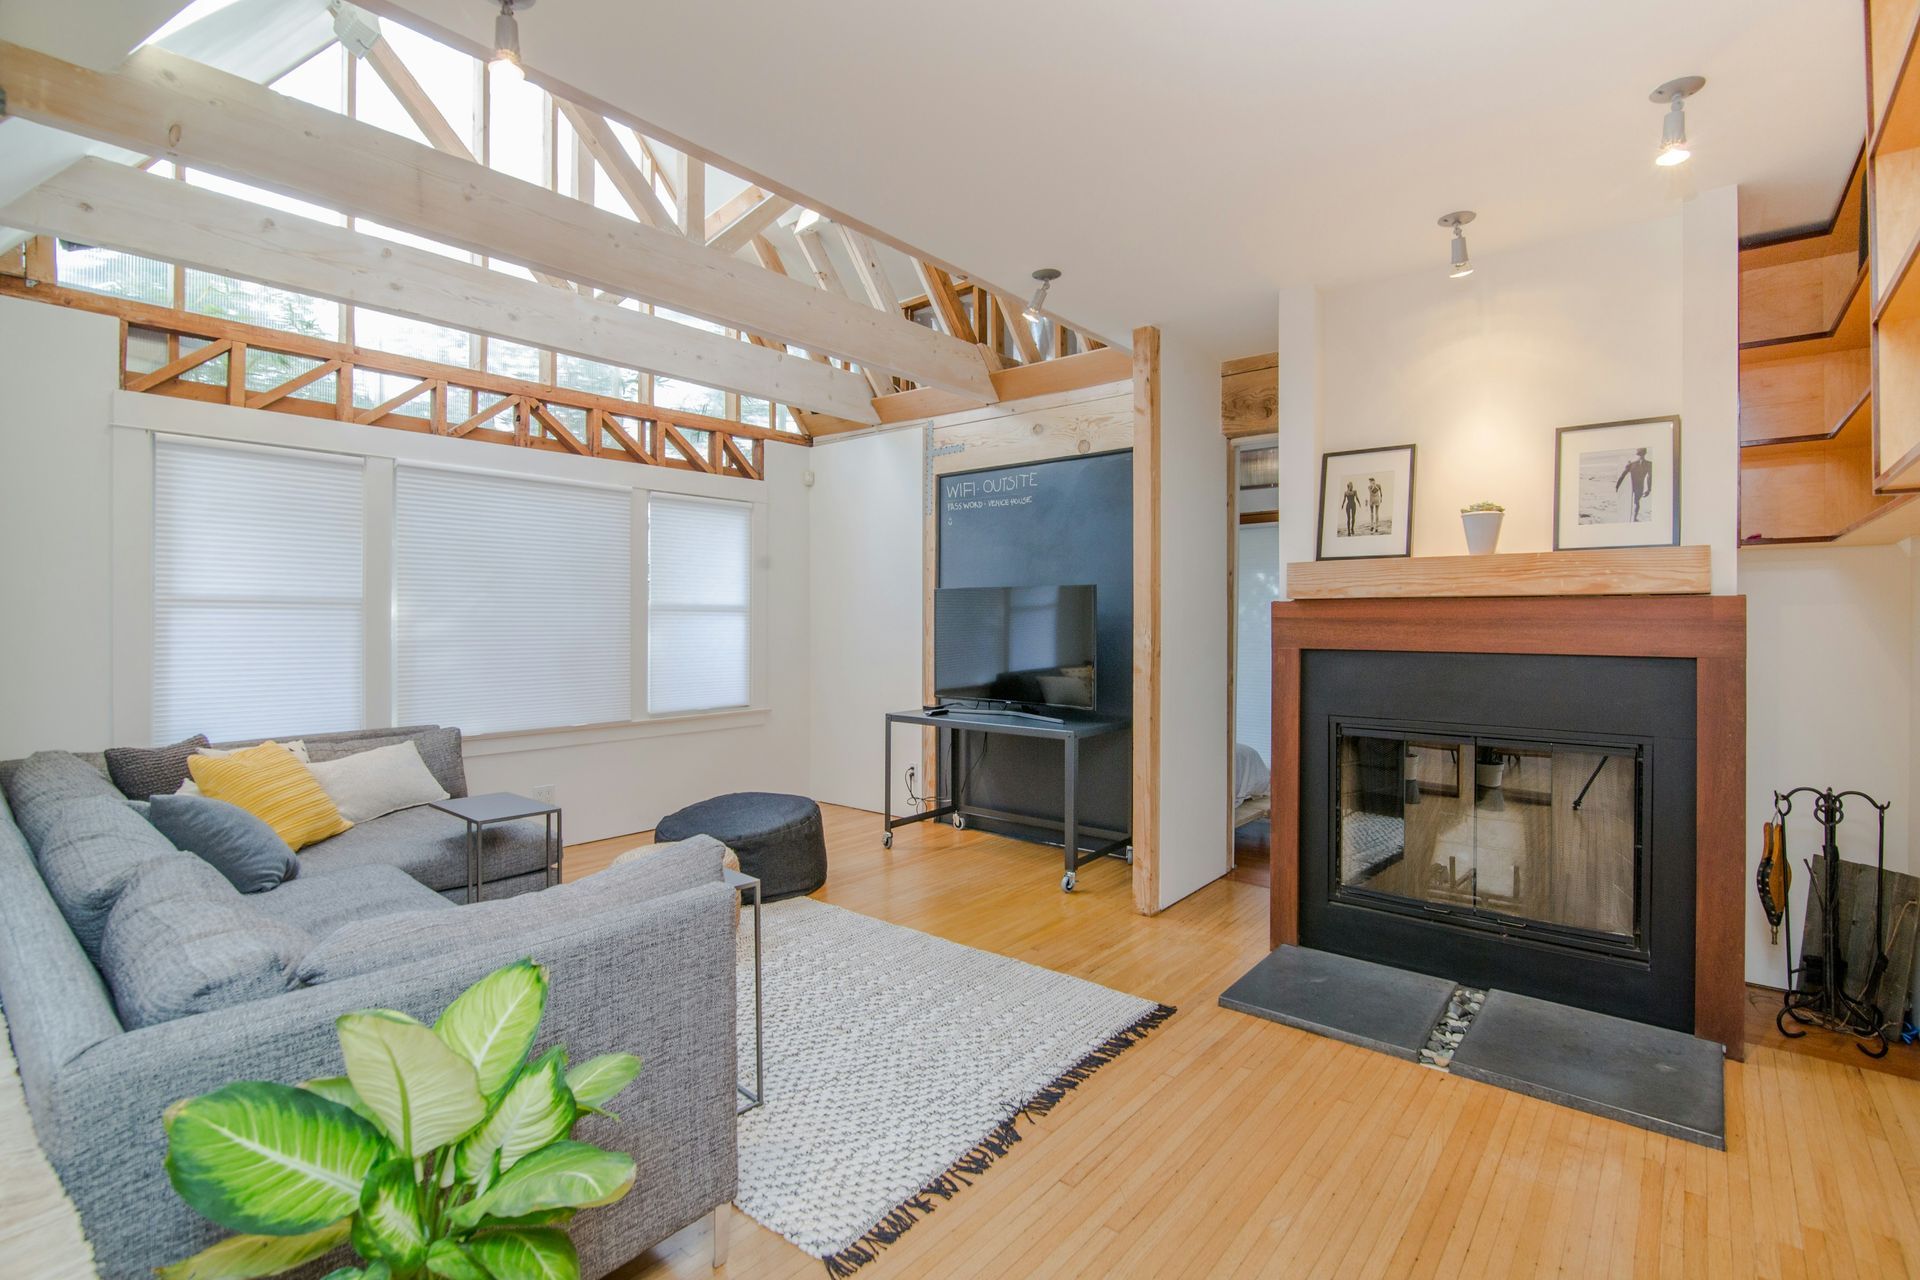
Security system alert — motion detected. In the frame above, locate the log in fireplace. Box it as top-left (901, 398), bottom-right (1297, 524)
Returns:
top-left (1269, 596), bottom-right (1747, 1055)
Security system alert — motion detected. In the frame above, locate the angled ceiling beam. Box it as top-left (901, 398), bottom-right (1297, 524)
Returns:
top-left (707, 191), bottom-right (793, 256)
top-left (836, 225), bottom-right (900, 313)
top-left (0, 42), bottom-right (997, 400)
top-left (793, 223), bottom-right (891, 396)
top-left (554, 100), bottom-right (675, 230)
top-left (992, 290), bottom-right (1044, 364)
top-left (913, 260), bottom-right (974, 342)
top-left (6, 158), bottom-right (880, 422)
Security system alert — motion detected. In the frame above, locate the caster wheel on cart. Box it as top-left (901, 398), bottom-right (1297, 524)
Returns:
top-left (951, 814), bottom-right (967, 830)
top-left (1061, 871), bottom-right (1077, 892)
top-left (881, 832), bottom-right (893, 849)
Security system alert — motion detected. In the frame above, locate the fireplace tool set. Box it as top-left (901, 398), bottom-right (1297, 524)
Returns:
top-left (1759, 787), bottom-right (1893, 1058)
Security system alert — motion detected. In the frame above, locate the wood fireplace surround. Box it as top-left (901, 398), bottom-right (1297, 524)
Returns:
top-left (1268, 595), bottom-right (1748, 1057)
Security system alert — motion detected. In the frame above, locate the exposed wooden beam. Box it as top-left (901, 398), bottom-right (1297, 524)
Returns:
top-left (0, 42), bottom-right (998, 401)
top-left (993, 291), bottom-right (1044, 364)
top-left (913, 261), bottom-right (974, 342)
top-left (5, 159), bottom-right (880, 422)
top-left (837, 225), bottom-right (899, 313)
top-left (555, 101), bottom-right (674, 229)
top-left (678, 155), bottom-right (704, 238)
top-left (863, 345), bottom-right (1133, 426)
top-left (1131, 325), bottom-right (1161, 915)
top-left (125, 338), bottom-right (230, 392)
top-left (793, 223), bottom-right (891, 396)
top-left (660, 423), bottom-right (714, 472)
top-left (363, 37), bottom-right (470, 158)
top-left (707, 192), bottom-right (793, 256)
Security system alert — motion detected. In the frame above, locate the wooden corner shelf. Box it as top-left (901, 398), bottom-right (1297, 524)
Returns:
top-left (1285, 546), bottom-right (1711, 600)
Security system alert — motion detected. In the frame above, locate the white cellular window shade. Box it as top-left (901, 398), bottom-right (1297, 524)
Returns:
top-left (152, 439), bottom-right (365, 743)
top-left (648, 494), bottom-right (751, 715)
top-left (395, 466), bottom-right (631, 734)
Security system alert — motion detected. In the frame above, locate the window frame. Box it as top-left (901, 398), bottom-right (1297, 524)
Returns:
top-left (109, 390), bottom-right (771, 752)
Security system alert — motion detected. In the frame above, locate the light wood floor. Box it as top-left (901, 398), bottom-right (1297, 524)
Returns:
top-left (572, 806), bottom-right (1920, 1280)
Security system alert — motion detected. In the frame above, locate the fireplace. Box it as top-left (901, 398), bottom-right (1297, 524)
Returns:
top-left (1269, 596), bottom-right (1747, 1054)
top-left (1300, 650), bottom-right (1695, 1031)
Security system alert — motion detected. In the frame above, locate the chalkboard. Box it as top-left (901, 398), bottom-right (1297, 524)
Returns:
top-left (937, 449), bottom-right (1132, 835)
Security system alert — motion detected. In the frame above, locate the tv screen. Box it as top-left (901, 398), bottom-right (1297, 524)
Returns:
top-left (934, 585), bottom-right (1097, 710)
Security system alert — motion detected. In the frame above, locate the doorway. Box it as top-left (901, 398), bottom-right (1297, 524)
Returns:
top-left (1228, 438), bottom-right (1280, 884)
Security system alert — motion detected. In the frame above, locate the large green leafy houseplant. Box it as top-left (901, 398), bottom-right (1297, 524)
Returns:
top-left (158, 959), bottom-right (642, 1280)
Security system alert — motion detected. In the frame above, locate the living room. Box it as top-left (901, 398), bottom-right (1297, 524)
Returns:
top-left (3, 1), bottom-right (1920, 1278)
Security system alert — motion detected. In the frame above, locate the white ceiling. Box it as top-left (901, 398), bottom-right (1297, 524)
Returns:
top-left (44, 0), bottom-right (1873, 357)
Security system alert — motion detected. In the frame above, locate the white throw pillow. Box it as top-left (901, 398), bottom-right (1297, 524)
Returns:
top-left (306, 741), bottom-right (449, 824)
top-left (175, 740), bottom-right (312, 796)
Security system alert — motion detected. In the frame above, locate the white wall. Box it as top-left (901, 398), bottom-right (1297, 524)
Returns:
top-left (0, 295), bottom-right (812, 843)
top-left (1742, 544), bottom-right (1916, 987)
top-left (1155, 332), bottom-right (1233, 907)
top-left (0, 299), bottom-right (119, 755)
top-left (1306, 196), bottom-right (1740, 588)
top-left (805, 425), bottom-right (926, 815)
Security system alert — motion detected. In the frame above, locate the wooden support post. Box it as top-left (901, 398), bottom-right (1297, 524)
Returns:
top-left (1131, 326), bottom-right (1161, 916)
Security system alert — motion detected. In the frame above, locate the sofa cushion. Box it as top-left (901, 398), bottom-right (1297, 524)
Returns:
top-left (298, 804), bottom-right (550, 894)
top-left (187, 743), bottom-right (352, 851)
top-left (103, 734), bottom-right (212, 800)
top-left (307, 740), bottom-right (448, 823)
top-left (37, 795), bottom-right (183, 961)
top-left (98, 854), bottom-right (310, 1028)
top-left (2, 750), bottom-right (122, 854)
top-left (216, 726), bottom-right (468, 800)
top-left (294, 835), bottom-right (727, 986)
top-left (145, 793), bottom-right (299, 893)
top-left (243, 864), bottom-right (451, 939)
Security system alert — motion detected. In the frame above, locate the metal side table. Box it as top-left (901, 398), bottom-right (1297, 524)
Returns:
top-left (428, 792), bottom-right (563, 902)
top-left (726, 867), bottom-right (765, 1115)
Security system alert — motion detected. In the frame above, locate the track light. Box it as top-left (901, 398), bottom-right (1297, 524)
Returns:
top-left (489, 0), bottom-right (534, 80)
top-left (1023, 268), bottom-right (1061, 322)
top-left (1650, 76), bottom-right (1704, 167)
top-left (1438, 212), bottom-right (1474, 279)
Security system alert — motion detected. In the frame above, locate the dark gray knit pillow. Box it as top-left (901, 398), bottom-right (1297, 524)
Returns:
top-left (104, 735), bottom-right (211, 800)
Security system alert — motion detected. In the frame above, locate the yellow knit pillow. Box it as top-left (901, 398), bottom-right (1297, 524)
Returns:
top-left (186, 741), bottom-right (352, 851)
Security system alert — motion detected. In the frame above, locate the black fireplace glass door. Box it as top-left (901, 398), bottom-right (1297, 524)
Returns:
top-left (1334, 725), bottom-right (1645, 955)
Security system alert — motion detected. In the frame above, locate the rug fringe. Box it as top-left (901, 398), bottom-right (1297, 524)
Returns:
top-left (820, 1002), bottom-right (1177, 1277)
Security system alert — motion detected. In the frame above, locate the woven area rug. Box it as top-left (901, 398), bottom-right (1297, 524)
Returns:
top-left (732, 898), bottom-right (1174, 1275)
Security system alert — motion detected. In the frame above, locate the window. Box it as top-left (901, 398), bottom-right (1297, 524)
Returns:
top-left (152, 439), bottom-right (365, 742)
top-left (648, 494), bottom-right (751, 714)
top-left (394, 466), bottom-right (631, 734)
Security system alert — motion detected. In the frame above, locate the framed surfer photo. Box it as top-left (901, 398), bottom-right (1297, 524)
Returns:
top-left (1553, 416), bottom-right (1680, 550)
top-left (1316, 444), bottom-right (1415, 560)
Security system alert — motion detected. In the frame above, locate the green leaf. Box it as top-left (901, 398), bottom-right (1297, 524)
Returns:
top-left (426, 1238), bottom-right (495, 1280)
top-left (434, 959), bottom-right (550, 1099)
top-left (456, 1047), bottom-right (575, 1182)
top-left (562, 1054), bottom-right (640, 1112)
top-left (319, 1266), bottom-right (391, 1280)
top-left (156, 1219), bottom-right (349, 1279)
top-left (352, 1158), bottom-right (428, 1271)
top-left (337, 1009), bottom-right (488, 1157)
top-left (165, 1082), bottom-right (385, 1235)
top-left (466, 1228), bottom-right (579, 1280)
top-left (299, 1076), bottom-right (375, 1124)
top-left (475, 1208), bottom-right (576, 1231)
top-left (446, 1141), bottom-right (634, 1231)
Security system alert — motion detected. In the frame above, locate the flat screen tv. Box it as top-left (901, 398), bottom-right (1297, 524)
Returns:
top-left (934, 585), bottom-right (1097, 710)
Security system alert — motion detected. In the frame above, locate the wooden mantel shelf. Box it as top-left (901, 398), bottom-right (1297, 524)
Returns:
top-left (1286, 545), bottom-right (1712, 600)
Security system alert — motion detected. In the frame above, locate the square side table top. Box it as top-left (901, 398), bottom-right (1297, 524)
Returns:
top-left (430, 792), bottom-right (559, 824)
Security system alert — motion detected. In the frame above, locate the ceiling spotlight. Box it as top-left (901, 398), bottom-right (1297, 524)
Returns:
top-left (1650, 76), bottom-right (1705, 167)
top-left (489, 0), bottom-right (534, 80)
top-left (1023, 268), bottom-right (1062, 322)
top-left (1438, 211), bottom-right (1475, 279)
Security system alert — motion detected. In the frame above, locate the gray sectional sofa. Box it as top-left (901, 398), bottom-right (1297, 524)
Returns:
top-left (0, 725), bottom-right (739, 1280)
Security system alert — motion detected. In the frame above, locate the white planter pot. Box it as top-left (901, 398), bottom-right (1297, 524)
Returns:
top-left (1461, 510), bottom-right (1504, 556)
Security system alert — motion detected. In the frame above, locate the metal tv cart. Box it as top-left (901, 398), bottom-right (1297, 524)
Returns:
top-left (882, 707), bottom-right (1131, 892)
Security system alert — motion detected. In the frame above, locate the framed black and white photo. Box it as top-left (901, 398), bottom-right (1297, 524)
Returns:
top-left (1553, 416), bottom-right (1680, 550)
top-left (1316, 444), bottom-right (1415, 560)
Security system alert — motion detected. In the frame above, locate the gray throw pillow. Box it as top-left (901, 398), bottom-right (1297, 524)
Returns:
top-left (104, 734), bottom-right (211, 800)
top-left (145, 794), bottom-right (299, 894)
top-left (99, 854), bottom-right (310, 1029)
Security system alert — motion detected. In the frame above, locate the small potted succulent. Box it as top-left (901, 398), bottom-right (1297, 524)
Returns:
top-left (1460, 501), bottom-right (1505, 556)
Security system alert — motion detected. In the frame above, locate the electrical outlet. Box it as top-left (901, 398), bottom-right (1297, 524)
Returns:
top-left (531, 783), bottom-right (556, 805)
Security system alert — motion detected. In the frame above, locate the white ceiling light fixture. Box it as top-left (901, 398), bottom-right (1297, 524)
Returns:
top-left (489, 0), bottom-right (535, 81)
top-left (1438, 211), bottom-right (1475, 279)
top-left (1022, 267), bottom-right (1062, 323)
top-left (1651, 76), bottom-right (1706, 167)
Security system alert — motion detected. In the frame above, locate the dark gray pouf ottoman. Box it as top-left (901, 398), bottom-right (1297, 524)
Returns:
top-left (655, 792), bottom-right (826, 901)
